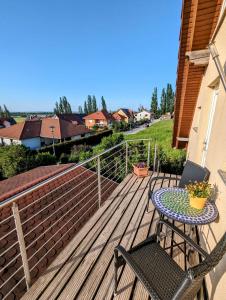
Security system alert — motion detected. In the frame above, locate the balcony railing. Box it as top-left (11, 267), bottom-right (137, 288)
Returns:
top-left (0, 139), bottom-right (160, 300)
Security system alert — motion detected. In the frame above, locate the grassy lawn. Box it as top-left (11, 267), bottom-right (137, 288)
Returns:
top-left (125, 120), bottom-right (174, 146)
top-left (14, 116), bottom-right (26, 123)
top-left (124, 120), bottom-right (186, 174)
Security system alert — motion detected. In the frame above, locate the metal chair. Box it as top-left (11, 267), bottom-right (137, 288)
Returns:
top-left (114, 219), bottom-right (226, 300)
top-left (147, 160), bottom-right (210, 212)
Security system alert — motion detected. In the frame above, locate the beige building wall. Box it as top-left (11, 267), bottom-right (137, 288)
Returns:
top-left (187, 16), bottom-right (226, 299)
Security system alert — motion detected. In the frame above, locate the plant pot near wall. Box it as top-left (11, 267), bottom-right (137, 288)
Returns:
top-left (133, 165), bottom-right (149, 177)
top-left (189, 196), bottom-right (207, 210)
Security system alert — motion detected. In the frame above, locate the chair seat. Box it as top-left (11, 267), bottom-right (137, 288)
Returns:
top-left (129, 242), bottom-right (186, 299)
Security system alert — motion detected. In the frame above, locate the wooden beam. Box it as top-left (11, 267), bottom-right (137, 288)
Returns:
top-left (186, 49), bottom-right (210, 65)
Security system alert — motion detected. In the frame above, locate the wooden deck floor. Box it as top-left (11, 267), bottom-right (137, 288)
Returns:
top-left (22, 172), bottom-right (203, 300)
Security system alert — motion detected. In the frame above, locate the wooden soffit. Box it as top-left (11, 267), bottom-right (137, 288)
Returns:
top-left (173, 0), bottom-right (223, 149)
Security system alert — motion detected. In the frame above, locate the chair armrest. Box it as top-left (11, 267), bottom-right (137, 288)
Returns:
top-left (158, 220), bottom-right (209, 259)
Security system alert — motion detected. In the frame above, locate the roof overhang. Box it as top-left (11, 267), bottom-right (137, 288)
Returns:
top-left (172, 0), bottom-right (223, 149)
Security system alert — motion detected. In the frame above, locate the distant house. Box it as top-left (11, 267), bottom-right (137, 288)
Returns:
top-left (134, 110), bottom-right (154, 122)
top-left (117, 108), bottom-right (134, 123)
top-left (112, 112), bottom-right (126, 122)
top-left (83, 110), bottom-right (113, 129)
top-left (0, 118), bottom-right (92, 150)
top-left (54, 113), bottom-right (86, 125)
top-left (40, 118), bottom-right (92, 145)
top-left (0, 117), bottom-right (16, 129)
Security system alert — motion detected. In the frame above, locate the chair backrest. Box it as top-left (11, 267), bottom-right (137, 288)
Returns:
top-left (173, 232), bottom-right (226, 299)
top-left (178, 160), bottom-right (210, 188)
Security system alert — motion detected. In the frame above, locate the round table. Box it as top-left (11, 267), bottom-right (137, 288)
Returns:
top-left (152, 187), bottom-right (218, 225)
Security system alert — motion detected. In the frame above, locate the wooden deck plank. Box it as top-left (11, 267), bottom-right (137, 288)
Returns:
top-left (38, 174), bottom-right (138, 300)
top-left (131, 174), bottom-right (173, 300)
top-left (76, 176), bottom-right (151, 300)
top-left (41, 175), bottom-right (142, 300)
top-left (115, 173), bottom-right (167, 300)
top-left (55, 177), bottom-right (145, 300)
top-left (21, 172), bottom-right (202, 300)
top-left (92, 172), bottom-right (159, 300)
top-left (22, 174), bottom-right (134, 300)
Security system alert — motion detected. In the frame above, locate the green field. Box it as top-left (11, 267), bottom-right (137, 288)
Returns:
top-left (14, 116), bottom-right (26, 123)
top-left (125, 120), bottom-right (174, 146)
top-left (125, 120), bottom-right (186, 174)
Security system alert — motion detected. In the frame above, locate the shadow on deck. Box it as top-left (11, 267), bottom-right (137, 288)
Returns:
top-left (22, 172), bottom-right (205, 300)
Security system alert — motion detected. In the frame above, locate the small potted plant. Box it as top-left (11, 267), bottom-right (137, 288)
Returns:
top-left (186, 181), bottom-right (212, 209)
top-left (133, 162), bottom-right (149, 177)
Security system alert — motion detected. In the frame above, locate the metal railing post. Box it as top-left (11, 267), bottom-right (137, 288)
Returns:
top-left (97, 156), bottom-right (101, 208)
top-left (12, 202), bottom-right (31, 290)
top-left (153, 143), bottom-right (157, 172)
top-left (147, 140), bottom-right (151, 168)
top-left (125, 141), bottom-right (128, 174)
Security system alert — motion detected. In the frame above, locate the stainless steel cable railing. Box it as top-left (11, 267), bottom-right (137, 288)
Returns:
top-left (0, 138), bottom-right (158, 300)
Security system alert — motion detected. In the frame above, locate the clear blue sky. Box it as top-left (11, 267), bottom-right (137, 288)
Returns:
top-left (0, 0), bottom-right (182, 112)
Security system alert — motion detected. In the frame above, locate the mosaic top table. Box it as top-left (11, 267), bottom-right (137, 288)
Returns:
top-left (152, 187), bottom-right (218, 225)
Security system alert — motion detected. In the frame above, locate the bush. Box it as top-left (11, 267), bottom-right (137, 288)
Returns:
top-left (69, 145), bottom-right (93, 163)
top-left (35, 152), bottom-right (57, 166)
top-left (0, 145), bottom-right (57, 179)
top-left (112, 121), bottom-right (130, 132)
top-left (59, 153), bottom-right (69, 164)
top-left (92, 124), bottom-right (99, 131)
top-left (78, 150), bottom-right (93, 162)
top-left (39, 130), bottom-right (113, 158)
top-left (158, 144), bottom-right (186, 174)
top-left (93, 133), bottom-right (124, 154)
top-left (0, 145), bottom-right (30, 178)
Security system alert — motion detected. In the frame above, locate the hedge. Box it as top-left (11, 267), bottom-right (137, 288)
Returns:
top-left (39, 130), bottom-right (113, 158)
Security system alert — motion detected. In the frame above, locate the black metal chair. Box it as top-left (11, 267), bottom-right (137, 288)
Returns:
top-left (147, 160), bottom-right (210, 212)
top-left (114, 219), bottom-right (226, 300)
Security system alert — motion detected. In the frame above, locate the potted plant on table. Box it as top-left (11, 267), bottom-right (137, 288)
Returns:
top-left (133, 162), bottom-right (149, 177)
top-left (186, 181), bottom-right (212, 209)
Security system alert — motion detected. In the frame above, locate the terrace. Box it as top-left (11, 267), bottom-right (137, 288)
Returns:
top-left (0, 139), bottom-right (206, 300)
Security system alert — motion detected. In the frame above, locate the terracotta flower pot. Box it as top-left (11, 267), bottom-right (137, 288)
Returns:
top-left (133, 164), bottom-right (149, 177)
top-left (189, 196), bottom-right (207, 209)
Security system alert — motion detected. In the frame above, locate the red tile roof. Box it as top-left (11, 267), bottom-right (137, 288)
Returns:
top-left (40, 118), bottom-right (91, 139)
top-left (0, 164), bottom-right (74, 203)
top-left (118, 108), bottom-right (134, 118)
top-left (56, 113), bottom-right (85, 125)
top-left (112, 112), bottom-right (126, 121)
top-left (0, 164), bottom-right (118, 299)
top-left (0, 120), bottom-right (41, 139)
top-left (0, 119), bottom-right (91, 140)
top-left (83, 110), bottom-right (113, 121)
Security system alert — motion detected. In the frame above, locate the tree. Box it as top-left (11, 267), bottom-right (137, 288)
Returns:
top-left (0, 106), bottom-right (3, 117)
top-left (160, 88), bottom-right (167, 115)
top-left (138, 105), bottom-right (145, 112)
top-left (166, 84), bottom-right (174, 113)
top-left (101, 96), bottom-right (107, 111)
top-left (54, 102), bottom-right (59, 114)
top-left (84, 101), bottom-right (88, 114)
top-left (78, 106), bottom-right (83, 114)
top-left (0, 104), bottom-right (11, 118)
top-left (54, 96), bottom-right (72, 114)
top-left (87, 95), bottom-right (93, 113)
top-left (151, 87), bottom-right (158, 117)
top-left (92, 96), bottom-right (98, 112)
top-left (3, 105), bottom-right (11, 118)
